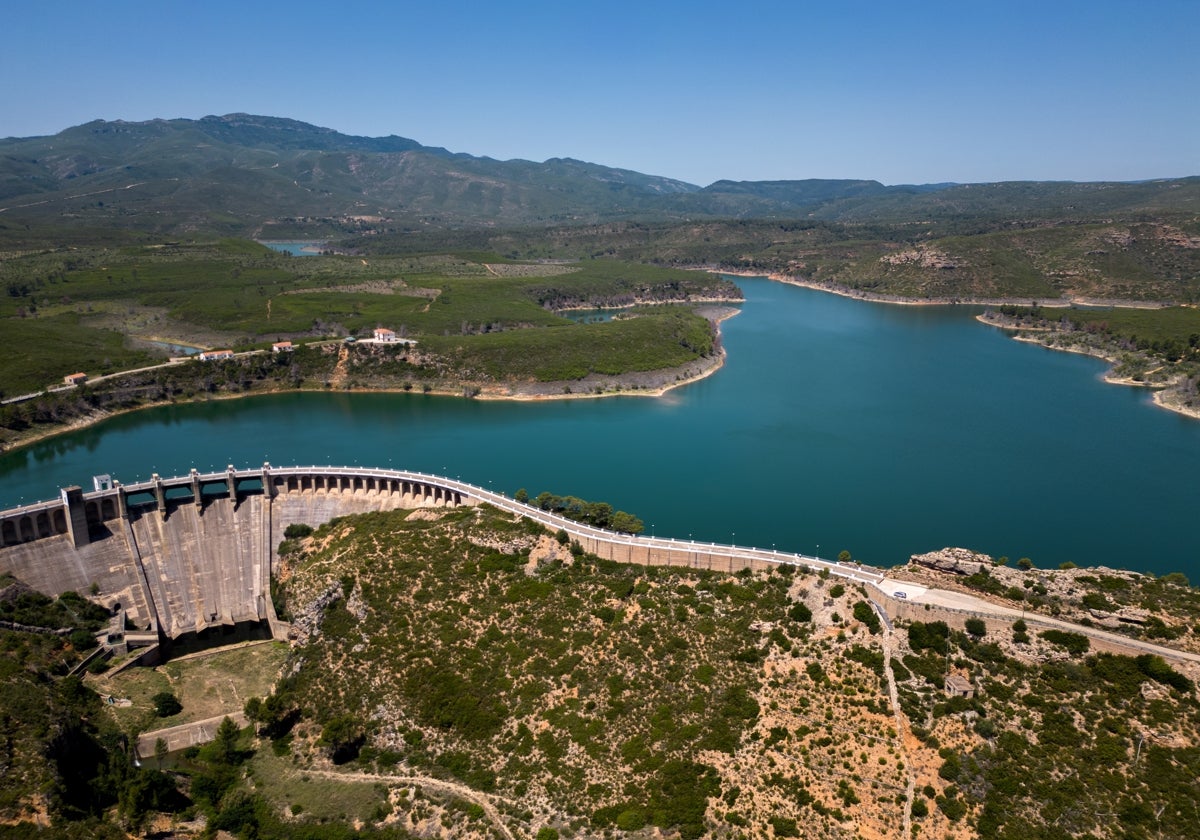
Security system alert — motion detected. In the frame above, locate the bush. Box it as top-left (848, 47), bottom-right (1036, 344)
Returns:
top-left (616, 809), bottom-right (647, 831)
top-left (908, 621), bottom-right (950, 654)
top-left (152, 691), bottom-right (182, 717)
top-left (852, 601), bottom-right (881, 634)
top-left (69, 628), bottom-right (99, 651)
top-left (1041, 629), bottom-right (1090, 656)
top-left (770, 816), bottom-right (800, 837)
top-left (1136, 654), bottom-right (1194, 692)
top-left (788, 602), bottom-right (812, 623)
top-left (283, 523), bottom-right (313, 539)
top-left (965, 617), bottom-right (986, 637)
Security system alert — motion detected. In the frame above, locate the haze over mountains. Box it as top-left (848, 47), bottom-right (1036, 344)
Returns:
top-left (1, 114), bottom-right (1197, 236)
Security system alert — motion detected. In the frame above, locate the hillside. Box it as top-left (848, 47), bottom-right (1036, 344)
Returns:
top-left (3, 115), bottom-right (1197, 244)
top-left (3, 505), bottom-right (1200, 838)
top-left (260, 508), bottom-right (1200, 840)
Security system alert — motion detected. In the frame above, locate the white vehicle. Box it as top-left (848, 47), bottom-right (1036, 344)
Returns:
top-left (893, 591), bottom-right (908, 599)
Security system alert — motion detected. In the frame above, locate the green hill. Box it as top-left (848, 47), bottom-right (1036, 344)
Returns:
top-left (6, 507), bottom-right (1200, 839)
top-left (3, 115), bottom-right (1197, 241)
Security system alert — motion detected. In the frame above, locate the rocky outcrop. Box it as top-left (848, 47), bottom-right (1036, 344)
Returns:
top-left (291, 581), bottom-right (344, 645)
top-left (909, 547), bottom-right (992, 576)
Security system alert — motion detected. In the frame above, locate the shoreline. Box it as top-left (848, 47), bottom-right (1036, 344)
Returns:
top-left (706, 267), bottom-right (1176, 311)
top-left (975, 314), bottom-right (1200, 422)
top-left (709, 269), bottom-right (1073, 308)
top-left (0, 308), bottom-right (741, 454)
top-left (701, 266), bottom-right (1200, 423)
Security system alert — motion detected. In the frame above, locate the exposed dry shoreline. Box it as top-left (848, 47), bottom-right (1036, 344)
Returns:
top-left (708, 267), bottom-right (1200, 423)
top-left (709, 267), bottom-right (1176, 311)
top-left (976, 315), bottom-right (1200, 422)
top-left (711, 269), bottom-right (1073, 308)
top-left (0, 307), bottom-right (741, 454)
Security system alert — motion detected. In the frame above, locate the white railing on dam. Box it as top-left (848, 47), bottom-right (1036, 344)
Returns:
top-left (269, 465), bottom-right (887, 588)
top-left (5, 465), bottom-right (1199, 667)
top-left (7, 464), bottom-right (885, 587)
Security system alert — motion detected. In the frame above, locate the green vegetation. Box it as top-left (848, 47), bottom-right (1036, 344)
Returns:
top-left (529, 491), bottom-right (644, 534)
top-left (151, 691), bottom-right (182, 718)
top-left (982, 303), bottom-right (1200, 414)
top-left (266, 505), bottom-right (774, 835)
top-left (0, 242), bottom-right (736, 447)
top-left (5, 504), bottom-right (1200, 838)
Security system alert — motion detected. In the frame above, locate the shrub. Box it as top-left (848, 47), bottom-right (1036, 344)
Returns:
top-left (908, 621), bottom-right (950, 654)
top-left (69, 628), bottom-right (98, 651)
top-left (788, 602), bottom-right (812, 623)
top-left (283, 523), bottom-right (313, 539)
top-left (1041, 629), bottom-right (1090, 656)
top-left (770, 816), bottom-right (800, 837)
top-left (152, 691), bottom-right (182, 717)
top-left (852, 601), bottom-right (881, 634)
top-left (1136, 654), bottom-right (1194, 692)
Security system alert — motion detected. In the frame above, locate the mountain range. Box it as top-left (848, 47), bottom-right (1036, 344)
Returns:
top-left (2, 114), bottom-right (1197, 237)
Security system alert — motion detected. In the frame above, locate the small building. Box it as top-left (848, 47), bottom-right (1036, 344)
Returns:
top-left (373, 328), bottom-right (397, 342)
top-left (64, 372), bottom-right (88, 386)
top-left (945, 674), bottom-right (976, 699)
top-left (272, 341), bottom-right (294, 353)
top-left (199, 349), bottom-right (234, 362)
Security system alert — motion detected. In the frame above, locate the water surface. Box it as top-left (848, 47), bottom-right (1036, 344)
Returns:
top-left (3, 278), bottom-right (1197, 577)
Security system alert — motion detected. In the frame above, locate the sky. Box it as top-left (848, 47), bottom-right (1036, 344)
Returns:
top-left (1, 0), bottom-right (1196, 187)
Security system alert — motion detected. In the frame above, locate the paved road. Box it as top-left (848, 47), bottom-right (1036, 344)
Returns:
top-left (878, 575), bottom-right (1200, 666)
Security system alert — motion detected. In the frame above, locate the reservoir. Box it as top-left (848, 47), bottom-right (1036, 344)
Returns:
top-left (2, 277), bottom-right (1197, 578)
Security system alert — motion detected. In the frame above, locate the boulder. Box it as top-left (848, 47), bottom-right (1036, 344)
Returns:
top-left (910, 547), bottom-right (992, 576)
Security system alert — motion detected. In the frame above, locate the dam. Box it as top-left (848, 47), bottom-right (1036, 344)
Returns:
top-left (4, 464), bottom-right (1198, 674)
top-left (0, 463), bottom-right (883, 663)
top-left (0, 465), bottom-right (474, 659)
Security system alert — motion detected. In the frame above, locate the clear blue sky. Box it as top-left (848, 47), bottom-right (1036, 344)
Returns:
top-left (2, 0), bottom-right (1196, 186)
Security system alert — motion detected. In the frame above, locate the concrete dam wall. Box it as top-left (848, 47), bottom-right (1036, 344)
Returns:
top-left (0, 464), bottom-right (885, 660)
top-left (0, 467), bottom-right (474, 645)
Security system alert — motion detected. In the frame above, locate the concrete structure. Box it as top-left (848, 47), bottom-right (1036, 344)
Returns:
top-left (272, 341), bottom-right (293, 353)
top-left (64, 372), bottom-right (88, 386)
top-left (3, 465), bottom-right (1198, 670)
top-left (0, 466), bottom-right (475, 660)
top-left (136, 712), bottom-right (249, 759)
top-left (373, 327), bottom-right (397, 342)
top-left (198, 349), bottom-right (234, 361)
top-left (945, 674), bottom-right (976, 699)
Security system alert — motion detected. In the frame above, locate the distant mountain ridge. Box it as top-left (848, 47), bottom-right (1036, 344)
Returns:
top-left (0, 114), bottom-right (1196, 236)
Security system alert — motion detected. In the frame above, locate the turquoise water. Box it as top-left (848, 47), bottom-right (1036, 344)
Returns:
top-left (2, 278), bottom-right (1198, 577)
top-left (258, 241), bottom-right (325, 256)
